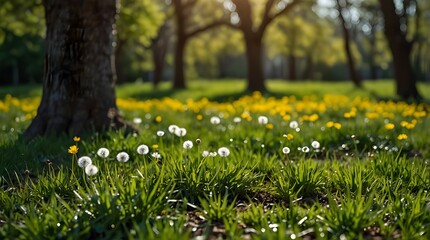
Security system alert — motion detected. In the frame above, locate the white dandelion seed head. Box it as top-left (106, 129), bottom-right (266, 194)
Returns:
top-left (151, 152), bottom-right (161, 159)
top-left (78, 156), bottom-right (92, 168)
top-left (175, 127), bottom-right (187, 137)
top-left (116, 152), bottom-right (130, 162)
top-left (289, 121), bottom-right (299, 129)
top-left (210, 116), bottom-right (221, 125)
top-left (85, 164), bottom-right (98, 176)
top-left (133, 117), bottom-right (142, 124)
top-left (183, 140), bottom-right (193, 149)
top-left (157, 130), bottom-right (165, 137)
top-left (311, 141), bottom-right (320, 149)
top-left (209, 152), bottom-right (217, 157)
top-left (97, 148), bottom-right (110, 158)
top-left (282, 147), bottom-right (291, 154)
top-left (233, 117), bottom-right (242, 123)
top-left (258, 116), bottom-right (269, 125)
top-left (218, 147), bottom-right (230, 157)
top-left (168, 124), bottom-right (179, 134)
top-left (137, 144), bottom-right (149, 155)
top-left (202, 150), bottom-right (209, 157)
top-left (302, 146), bottom-right (310, 153)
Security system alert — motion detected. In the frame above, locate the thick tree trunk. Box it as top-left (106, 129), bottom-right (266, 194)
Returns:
top-left (173, 38), bottom-right (187, 89)
top-left (368, 34), bottom-right (378, 80)
top-left (24, 0), bottom-right (130, 139)
top-left (288, 54), bottom-right (297, 81)
top-left (387, 38), bottom-right (419, 99)
top-left (151, 23), bottom-right (169, 88)
top-left (172, 0), bottom-right (187, 89)
top-left (379, 0), bottom-right (420, 99)
top-left (336, 0), bottom-right (362, 88)
top-left (152, 45), bottom-right (166, 88)
top-left (114, 39), bottom-right (126, 84)
top-left (12, 60), bottom-right (19, 85)
top-left (302, 54), bottom-right (313, 80)
top-left (244, 36), bottom-right (266, 92)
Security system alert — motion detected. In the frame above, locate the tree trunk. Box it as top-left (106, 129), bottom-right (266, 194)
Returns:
top-left (24, 0), bottom-right (130, 139)
top-left (288, 54), bottom-right (297, 80)
top-left (379, 0), bottom-right (420, 99)
top-left (115, 39), bottom-right (126, 84)
top-left (244, 35), bottom-right (266, 92)
top-left (173, 37), bottom-right (187, 89)
top-left (151, 23), bottom-right (169, 88)
top-left (387, 37), bottom-right (419, 99)
top-left (302, 54), bottom-right (313, 80)
top-left (12, 60), bottom-right (20, 85)
top-left (172, 0), bottom-right (187, 89)
top-left (368, 31), bottom-right (378, 80)
top-left (336, 0), bottom-right (362, 88)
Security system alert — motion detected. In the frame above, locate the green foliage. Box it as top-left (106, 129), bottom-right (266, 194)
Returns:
top-left (323, 190), bottom-right (382, 238)
top-left (1, 81), bottom-right (430, 238)
top-left (198, 191), bottom-right (237, 222)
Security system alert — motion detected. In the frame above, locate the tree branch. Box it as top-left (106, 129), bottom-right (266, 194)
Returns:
top-left (411, 0), bottom-right (420, 44)
top-left (257, 0), bottom-right (301, 38)
top-left (183, 0), bottom-right (198, 10)
top-left (186, 19), bottom-right (236, 38)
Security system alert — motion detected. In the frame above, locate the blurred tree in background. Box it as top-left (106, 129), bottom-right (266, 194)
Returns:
top-left (379, 0), bottom-right (423, 99)
top-left (0, 0), bottom-right (44, 85)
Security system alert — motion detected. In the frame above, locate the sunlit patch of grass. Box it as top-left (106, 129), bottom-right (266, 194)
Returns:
top-left (1, 81), bottom-right (430, 238)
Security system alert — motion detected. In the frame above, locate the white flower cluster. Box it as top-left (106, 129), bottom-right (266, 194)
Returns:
top-left (78, 156), bottom-right (98, 176)
top-left (168, 124), bottom-right (187, 137)
top-left (282, 141), bottom-right (321, 155)
top-left (201, 146), bottom-right (231, 158)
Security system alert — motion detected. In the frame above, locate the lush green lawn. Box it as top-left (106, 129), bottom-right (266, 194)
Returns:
top-left (1, 79), bottom-right (430, 100)
top-left (1, 80), bottom-right (429, 239)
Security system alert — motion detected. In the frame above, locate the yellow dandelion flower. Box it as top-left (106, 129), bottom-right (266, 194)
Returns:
top-left (241, 112), bottom-right (250, 119)
top-left (282, 115), bottom-right (291, 121)
top-left (334, 123), bottom-right (342, 129)
top-left (68, 145), bottom-right (79, 154)
top-left (326, 121), bottom-right (334, 128)
top-left (413, 111), bottom-right (426, 118)
top-left (406, 123), bottom-right (415, 129)
top-left (309, 113), bottom-right (319, 122)
top-left (365, 112), bottom-right (379, 119)
top-left (397, 134), bottom-right (408, 140)
top-left (283, 133), bottom-right (294, 140)
top-left (400, 121), bottom-right (408, 127)
top-left (155, 116), bottom-right (162, 123)
top-left (73, 136), bottom-right (80, 142)
top-left (344, 112), bottom-right (352, 119)
top-left (196, 114), bottom-right (203, 120)
top-left (152, 144), bottom-right (159, 150)
top-left (265, 123), bottom-right (274, 129)
top-left (385, 123), bottom-right (395, 130)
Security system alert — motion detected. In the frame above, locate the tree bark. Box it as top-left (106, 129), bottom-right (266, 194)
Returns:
top-left (336, 0), bottom-right (362, 88)
top-left (302, 54), bottom-right (313, 80)
top-left (244, 35), bottom-right (266, 92)
top-left (172, 0), bottom-right (188, 89)
top-left (173, 37), bottom-right (187, 89)
top-left (24, 0), bottom-right (131, 139)
top-left (379, 0), bottom-right (421, 99)
top-left (151, 23), bottom-right (169, 88)
top-left (114, 39), bottom-right (126, 84)
top-left (288, 54), bottom-right (297, 80)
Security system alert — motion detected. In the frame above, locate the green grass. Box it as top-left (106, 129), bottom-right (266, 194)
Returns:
top-left (1, 79), bottom-right (429, 101)
top-left (1, 80), bottom-right (430, 239)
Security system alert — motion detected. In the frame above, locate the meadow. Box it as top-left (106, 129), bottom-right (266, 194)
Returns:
top-left (0, 80), bottom-right (430, 239)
